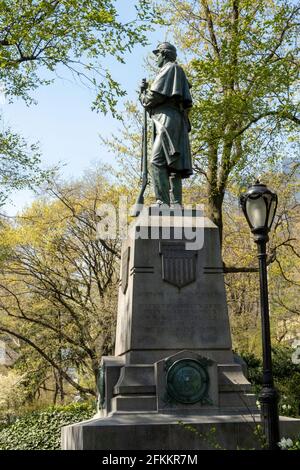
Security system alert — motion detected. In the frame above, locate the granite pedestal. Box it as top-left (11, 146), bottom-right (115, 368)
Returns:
top-left (62, 207), bottom-right (300, 449)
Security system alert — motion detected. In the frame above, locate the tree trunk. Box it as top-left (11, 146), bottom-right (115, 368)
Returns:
top-left (53, 372), bottom-right (58, 405)
top-left (207, 190), bottom-right (224, 248)
top-left (59, 369), bottom-right (65, 403)
top-left (92, 359), bottom-right (100, 395)
top-left (206, 140), bottom-right (224, 246)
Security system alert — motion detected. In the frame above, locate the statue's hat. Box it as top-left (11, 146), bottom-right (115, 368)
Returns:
top-left (152, 42), bottom-right (177, 56)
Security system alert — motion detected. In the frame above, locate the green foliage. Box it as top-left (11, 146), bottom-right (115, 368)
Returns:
top-left (178, 421), bottom-right (225, 450)
top-left (0, 0), bottom-right (156, 114)
top-left (241, 346), bottom-right (300, 417)
top-left (0, 402), bottom-right (95, 450)
top-left (0, 124), bottom-right (55, 205)
top-left (158, 0), bottom-right (300, 234)
top-left (239, 352), bottom-right (263, 385)
top-left (286, 437), bottom-right (300, 450)
top-left (278, 435), bottom-right (300, 450)
top-left (0, 370), bottom-right (26, 425)
top-left (0, 0), bottom-right (157, 203)
top-left (165, 0), bottom-right (300, 178)
top-left (0, 174), bottom-right (121, 398)
top-left (277, 372), bottom-right (300, 418)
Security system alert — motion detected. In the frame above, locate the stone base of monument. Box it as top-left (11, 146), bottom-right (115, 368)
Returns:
top-left (62, 412), bottom-right (300, 450)
top-left (61, 207), bottom-right (300, 449)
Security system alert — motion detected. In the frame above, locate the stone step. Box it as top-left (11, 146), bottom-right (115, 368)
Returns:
top-left (113, 364), bottom-right (156, 395)
top-left (111, 395), bottom-right (157, 413)
top-left (218, 364), bottom-right (252, 393)
top-left (219, 392), bottom-right (258, 411)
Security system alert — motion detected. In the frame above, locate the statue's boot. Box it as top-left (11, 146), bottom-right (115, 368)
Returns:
top-left (151, 163), bottom-right (170, 205)
top-left (169, 172), bottom-right (182, 206)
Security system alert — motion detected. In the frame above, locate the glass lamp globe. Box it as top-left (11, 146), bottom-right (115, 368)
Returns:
top-left (240, 181), bottom-right (278, 234)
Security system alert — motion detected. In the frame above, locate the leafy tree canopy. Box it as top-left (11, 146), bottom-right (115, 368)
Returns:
top-left (0, 126), bottom-right (53, 206)
top-left (0, 0), bottom-right (156, 112)
top-left (0, 0), bottom-right (157, 204)
top-left (157, 0), bottom-right (300, 239)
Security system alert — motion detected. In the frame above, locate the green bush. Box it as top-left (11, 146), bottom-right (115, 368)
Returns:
top-left (241, 346), bottom-right (300, 418)
top-left (0, 402), bottom-right (95, 450)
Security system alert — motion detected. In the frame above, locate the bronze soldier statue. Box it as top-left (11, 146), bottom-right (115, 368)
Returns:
top-left (140, 42), bottom-right (193, 206)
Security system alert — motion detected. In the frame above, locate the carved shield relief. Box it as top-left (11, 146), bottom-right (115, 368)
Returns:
top-left (159, 241), bottom-right (197, 288)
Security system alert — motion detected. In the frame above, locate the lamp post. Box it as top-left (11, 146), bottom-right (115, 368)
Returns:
top-left (240, 180), bottom-right (280, 450)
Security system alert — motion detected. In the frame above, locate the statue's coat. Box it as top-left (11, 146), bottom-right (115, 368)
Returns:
top-left (143, 62), bottom-right (193, 178)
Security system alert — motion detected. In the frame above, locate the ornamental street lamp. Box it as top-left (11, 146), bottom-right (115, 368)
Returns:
top-left (240, 180), bottom-right (280, 450)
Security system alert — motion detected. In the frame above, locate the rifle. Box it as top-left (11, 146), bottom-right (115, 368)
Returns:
top-left (131, 78), bottom-right (148, 217)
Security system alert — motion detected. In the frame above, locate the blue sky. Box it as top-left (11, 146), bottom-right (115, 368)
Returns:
top-left (1, 1), bottom-right (167, 215)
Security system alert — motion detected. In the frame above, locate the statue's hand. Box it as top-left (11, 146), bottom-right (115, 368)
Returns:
top-left (139, 90), bottom-right (148, 108)
top-left (140, 78), bottom-right (148, 93)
